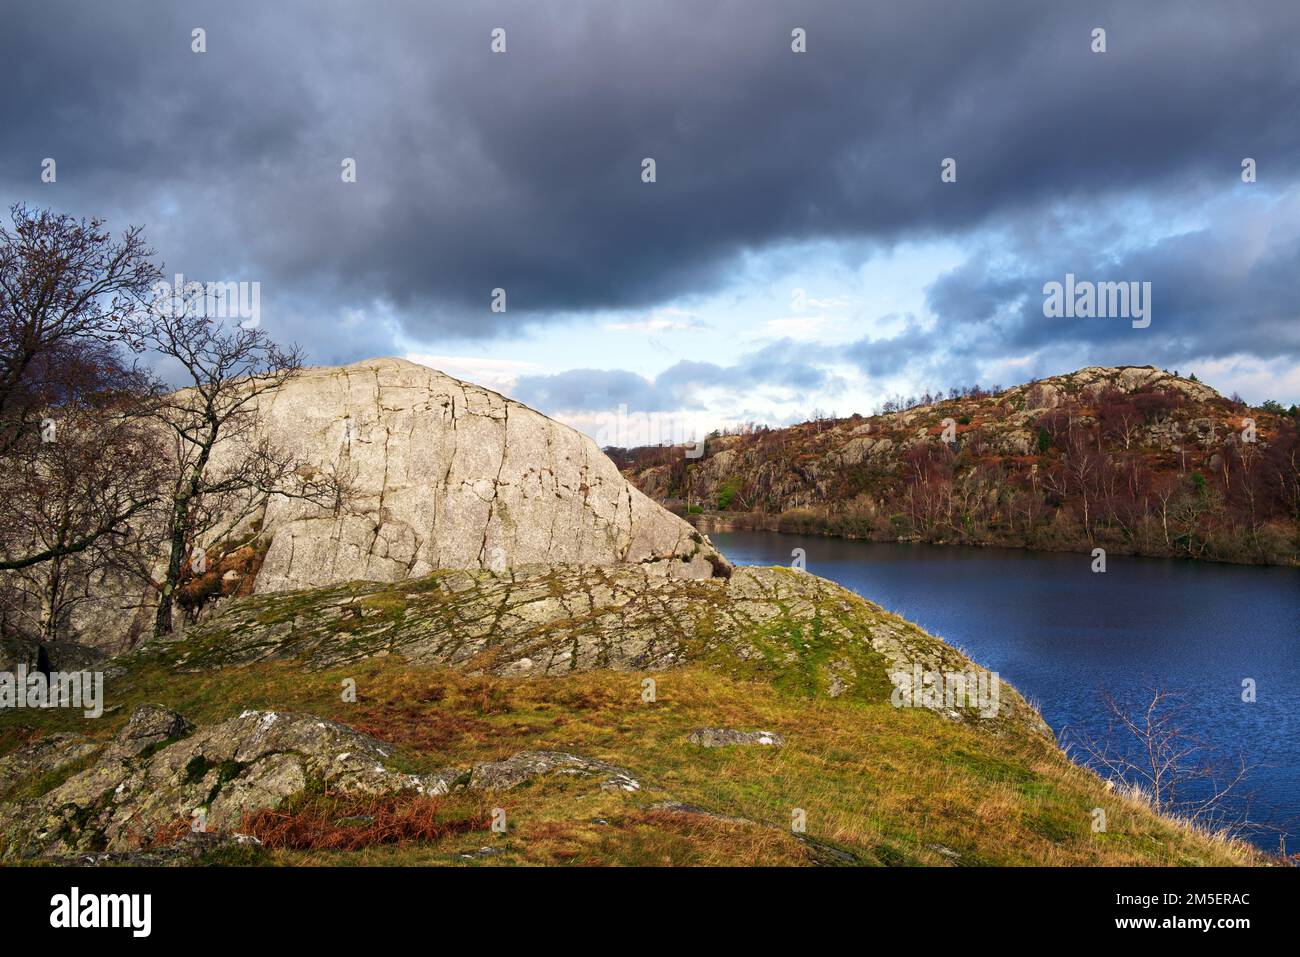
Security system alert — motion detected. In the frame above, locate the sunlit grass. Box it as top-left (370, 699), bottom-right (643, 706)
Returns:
top-left (1, 654), bottom-right (1268, 865)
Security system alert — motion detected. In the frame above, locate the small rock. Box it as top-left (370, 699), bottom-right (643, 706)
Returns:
top-left (687, 728), bottom-right (785, 748)
top-left (111, 704), bottom-right (192, 758)
top-left (418, 766), bottom-right (470, 795)
top-left (0, 710), bottom-right (448, 859)
top-left (600, 772), bottom-right (641, 792)
top-left (502, 656), bottom-right (534, 676)
top-left (467, 750), bottom-right (640, 792)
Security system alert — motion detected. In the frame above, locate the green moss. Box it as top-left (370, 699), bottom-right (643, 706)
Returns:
top-left (184, 755), bottom-right (211, 784)
top-left (199, 841), bottom-right (264, 866)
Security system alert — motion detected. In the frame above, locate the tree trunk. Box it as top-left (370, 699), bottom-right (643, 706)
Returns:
top-left (39, 558), bottom-right (62, 643)
top-left (154, 500), bottom-right (189, 637)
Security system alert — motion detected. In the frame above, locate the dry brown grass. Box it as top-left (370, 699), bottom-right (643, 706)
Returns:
top-left (351, 707), bottom-right (495, 751)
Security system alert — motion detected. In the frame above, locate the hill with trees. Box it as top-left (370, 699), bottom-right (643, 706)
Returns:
top-left (616, 366), bottom-right (1300, 565)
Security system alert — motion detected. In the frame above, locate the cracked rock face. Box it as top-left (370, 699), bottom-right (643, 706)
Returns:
top-left (34, 357), bottom-right (728, 654)
top-left (0, 734), bottom-right (100, 792)
top-left (149, 563), bottom-right (1047, 737)
top-left (237, 357), bottom-right (727, 592)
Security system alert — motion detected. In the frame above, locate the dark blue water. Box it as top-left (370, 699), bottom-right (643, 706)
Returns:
top-left (712, 530), bottom-right (1300, 851)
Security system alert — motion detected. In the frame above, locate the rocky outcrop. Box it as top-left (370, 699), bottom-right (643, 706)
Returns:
top-left (0, 733), bottom-right (100, 796)
top-left (0, 557), bottom-right (1049, 863)
top-left (0, 700), bottom-right (646, 859)
top-left (132, 563), bottom-right (1047, 737)
top-left (240, 358), bottom-right (726, 590)
top-left (0, 707), bottom-right (457, 857)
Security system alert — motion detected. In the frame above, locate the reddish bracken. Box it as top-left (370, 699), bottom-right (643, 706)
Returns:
top-left (240, 792), bottom-right (490, 851)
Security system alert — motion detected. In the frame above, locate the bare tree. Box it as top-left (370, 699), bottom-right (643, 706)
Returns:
top-left (1059, 425), bottom-right (1104, 542)
top-left (1067, 687), bottom-right (1257, 838)
top-left (1097, 387), bottom-right (1145, 451)
top-left (143, 302), bottom-right (348, 636)
top-left (0, 385), bottom-right (163, 640)
top-left (0, 206), bottom-right (160, 573)
top-left (1169, 476), bottom-right (1221, 559)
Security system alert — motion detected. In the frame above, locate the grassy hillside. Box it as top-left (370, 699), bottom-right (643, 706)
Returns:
top-left (0, 566), bottom-right (1268, 866)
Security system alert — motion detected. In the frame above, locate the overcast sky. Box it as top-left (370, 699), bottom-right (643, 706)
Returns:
top-left (4, 0), bottom-right (1298, 440)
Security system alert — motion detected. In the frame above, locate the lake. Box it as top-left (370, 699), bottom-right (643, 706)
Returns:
top-left (711, 530), bottom-right (1300, 852)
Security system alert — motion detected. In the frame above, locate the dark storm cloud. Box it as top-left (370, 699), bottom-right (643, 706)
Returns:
top-left (2, 0), bottom-right (1298, 360)
top-left (914, 189), bottom-right (1300, 372)
top-left (845, 320), bottom-right (937, 379)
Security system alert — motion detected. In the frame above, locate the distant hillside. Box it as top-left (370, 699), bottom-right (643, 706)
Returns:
top-left (616, 366), bottom-right (1300, 566)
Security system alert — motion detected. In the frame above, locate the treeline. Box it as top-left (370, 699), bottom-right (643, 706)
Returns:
top-left (876, 383), bottom-right (1007, 415)
top-left (876, 388), bottom-right (1299, 563)
top-left (0, 205), bottom-right (347, 648)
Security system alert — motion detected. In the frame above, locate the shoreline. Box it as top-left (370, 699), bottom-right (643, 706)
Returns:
top-left (684, 510), bottom-right (1300, 569)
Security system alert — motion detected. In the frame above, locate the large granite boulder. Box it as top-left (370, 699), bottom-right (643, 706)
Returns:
top-left (215, 357), bottom-right (728, 590)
